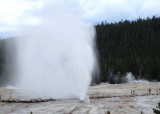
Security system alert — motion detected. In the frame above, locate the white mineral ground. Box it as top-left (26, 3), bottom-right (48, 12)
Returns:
top-left (0, 82), bottom-right (160, 114)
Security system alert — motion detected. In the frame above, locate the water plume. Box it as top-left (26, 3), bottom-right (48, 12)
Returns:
top-left (11, 2), bottom-right (97, 100)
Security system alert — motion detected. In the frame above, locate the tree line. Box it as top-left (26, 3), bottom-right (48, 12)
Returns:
top-left (96, 16), bottom-right (160, 83)
top-left (0, 16), bottom-right (160, 84)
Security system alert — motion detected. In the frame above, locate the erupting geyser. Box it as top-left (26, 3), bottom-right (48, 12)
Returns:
top-left (11, 3), bottom-right (97, 100)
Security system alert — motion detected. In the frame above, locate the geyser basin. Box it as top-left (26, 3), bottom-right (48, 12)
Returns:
top-left (11, 3), bottom-right (97, 100)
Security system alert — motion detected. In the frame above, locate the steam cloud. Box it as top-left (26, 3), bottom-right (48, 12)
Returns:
top-left (11, 2), bottom-right (97, 100)
top-left (124, 72), bottom-right (148, 83)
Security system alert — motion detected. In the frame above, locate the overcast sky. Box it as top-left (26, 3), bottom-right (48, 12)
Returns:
top-left (0, 0), bottom-right (160, 32)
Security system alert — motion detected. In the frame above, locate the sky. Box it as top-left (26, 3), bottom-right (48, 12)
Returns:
top-left (0, 0), bottom-right (160, 32)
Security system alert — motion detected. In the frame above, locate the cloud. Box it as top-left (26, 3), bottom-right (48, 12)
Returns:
top-left (78, 0), bottom-right (160, 23)
top-left (0, 0), bottom-right (160, 31)
top-left (0, 0), bottom-right (43, 27)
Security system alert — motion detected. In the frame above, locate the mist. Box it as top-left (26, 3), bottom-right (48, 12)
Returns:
top-left (8, 2), bottom-right (98, 100)
top-left (124, 72), bottom-right (148, 83)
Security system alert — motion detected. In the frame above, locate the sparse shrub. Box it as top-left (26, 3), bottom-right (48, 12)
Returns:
top-left (153, 102), bottom-right (160, 114)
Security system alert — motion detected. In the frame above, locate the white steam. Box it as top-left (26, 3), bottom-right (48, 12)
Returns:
top-left (124, 72), bottom-right (135, 83)
top-left (12, 3), bottom-right (97, 100)
top-left (124, 72), bottom-right (148, 83)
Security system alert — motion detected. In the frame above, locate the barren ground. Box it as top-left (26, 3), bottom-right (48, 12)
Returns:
top-left (0, 82), bottom-right (160, 114)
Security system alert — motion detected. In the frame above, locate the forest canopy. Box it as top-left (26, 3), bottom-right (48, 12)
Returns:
top-left (0, 16), bottom-right (160, 84)
top-left (96, 16), bottom-right (160, 83)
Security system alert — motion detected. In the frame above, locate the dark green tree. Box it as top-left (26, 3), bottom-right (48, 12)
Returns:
top-left (153, 102), bottom-right (160, 114)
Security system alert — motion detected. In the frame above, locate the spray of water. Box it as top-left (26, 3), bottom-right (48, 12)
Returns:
top-left (10, 3), bottom-right (97, 100)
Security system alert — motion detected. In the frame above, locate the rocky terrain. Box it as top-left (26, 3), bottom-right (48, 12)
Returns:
top-left (0, 82), bottom-right (160, 114)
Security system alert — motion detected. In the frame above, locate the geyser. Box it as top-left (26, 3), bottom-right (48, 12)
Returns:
top-left (12, 3), bottom-right (97, 100)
